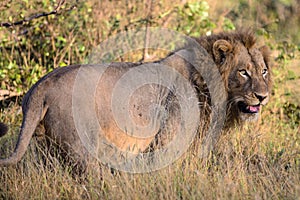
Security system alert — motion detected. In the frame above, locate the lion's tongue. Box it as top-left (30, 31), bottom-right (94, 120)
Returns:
top-left (247, 105), bottom-right (260, 113)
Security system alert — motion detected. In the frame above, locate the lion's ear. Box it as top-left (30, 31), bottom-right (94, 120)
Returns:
top-left (259, 45), bottom-right (271, 68)
top-left (213, 39), bottom-right (233, 65)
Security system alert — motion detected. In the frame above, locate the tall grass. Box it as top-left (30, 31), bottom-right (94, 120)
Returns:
top-left (0, 116), bottom-right (299, 199)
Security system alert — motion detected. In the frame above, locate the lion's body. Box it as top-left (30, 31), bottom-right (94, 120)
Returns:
top-left (0, 30), bottom-right (272, 170)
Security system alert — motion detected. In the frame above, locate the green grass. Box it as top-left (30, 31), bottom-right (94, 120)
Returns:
top-left (0, 0), bottom-right (299, 199)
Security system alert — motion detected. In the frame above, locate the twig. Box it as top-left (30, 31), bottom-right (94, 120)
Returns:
top-left (0, 90), bottom-right (23, 101)
top-left (142, 0), bottom-right (154, 62)
top-left (0, 0), bottom-right (76, 28)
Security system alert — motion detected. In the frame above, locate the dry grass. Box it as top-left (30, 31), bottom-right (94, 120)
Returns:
top-left (0, 113), bottom-right (299, 199)
top-left (0, 0), bottom-right (299, 199)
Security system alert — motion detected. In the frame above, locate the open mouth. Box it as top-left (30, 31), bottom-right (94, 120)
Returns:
top-left (237, 102), bottom-right (261, 114)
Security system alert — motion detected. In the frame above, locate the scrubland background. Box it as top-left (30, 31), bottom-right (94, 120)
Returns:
top-left (0, 0), bottom-right (299, 199)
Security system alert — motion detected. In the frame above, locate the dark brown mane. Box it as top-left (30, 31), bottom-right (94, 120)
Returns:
top-left (195, 29), bottom-right (257, 56)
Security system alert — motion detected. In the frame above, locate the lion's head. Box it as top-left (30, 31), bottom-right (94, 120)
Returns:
top-left (197, 30), bottom-right (272, 123)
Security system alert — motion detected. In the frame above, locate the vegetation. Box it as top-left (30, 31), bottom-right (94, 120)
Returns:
top-left (0, 0), bottom-right (299, 199)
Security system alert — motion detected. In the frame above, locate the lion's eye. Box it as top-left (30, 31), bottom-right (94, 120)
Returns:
top-left (262, 68), bottom-right (268, 76)
top-left (239, 69), bottom-right (249, 78)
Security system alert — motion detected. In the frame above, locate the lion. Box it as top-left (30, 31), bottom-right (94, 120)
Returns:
top-left (0, 30), bottom-right (271, 171)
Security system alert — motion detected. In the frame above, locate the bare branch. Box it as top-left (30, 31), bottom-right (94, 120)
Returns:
top-left (0, 0), bottom-right (76, 28)
top-left (0, 90), bottom-right (23, 101)
top-left (142, 0), bottom-right (154, 62)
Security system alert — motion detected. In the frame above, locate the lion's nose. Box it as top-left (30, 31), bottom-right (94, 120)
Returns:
top-left (254, 92), bottom-right (268, 103)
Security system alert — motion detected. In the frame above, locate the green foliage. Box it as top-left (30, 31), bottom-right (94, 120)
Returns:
top-left (222, 18), bottom-right (235, 31)
top-left (0, 1), bottom-right (92, 93)
top-left (284, 102), bottom-right (300, 127)
top-left (176, 1), bottom-right (216, 37)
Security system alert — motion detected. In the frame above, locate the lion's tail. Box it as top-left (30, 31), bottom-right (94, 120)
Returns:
top-left (0, 89), bottom-right (46, 166)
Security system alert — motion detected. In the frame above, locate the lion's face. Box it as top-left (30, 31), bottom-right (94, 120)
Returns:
top-left (228, 45), bottom-right (271, 121)
top-left (212, 37), bottom-right (271, 122)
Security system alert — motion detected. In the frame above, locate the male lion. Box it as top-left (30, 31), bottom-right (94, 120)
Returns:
top-left (0, 30), bottom-right (271, 171)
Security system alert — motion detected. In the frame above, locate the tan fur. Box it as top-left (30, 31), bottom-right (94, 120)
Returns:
top-left (0, 30), bottom-right (272, 170)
